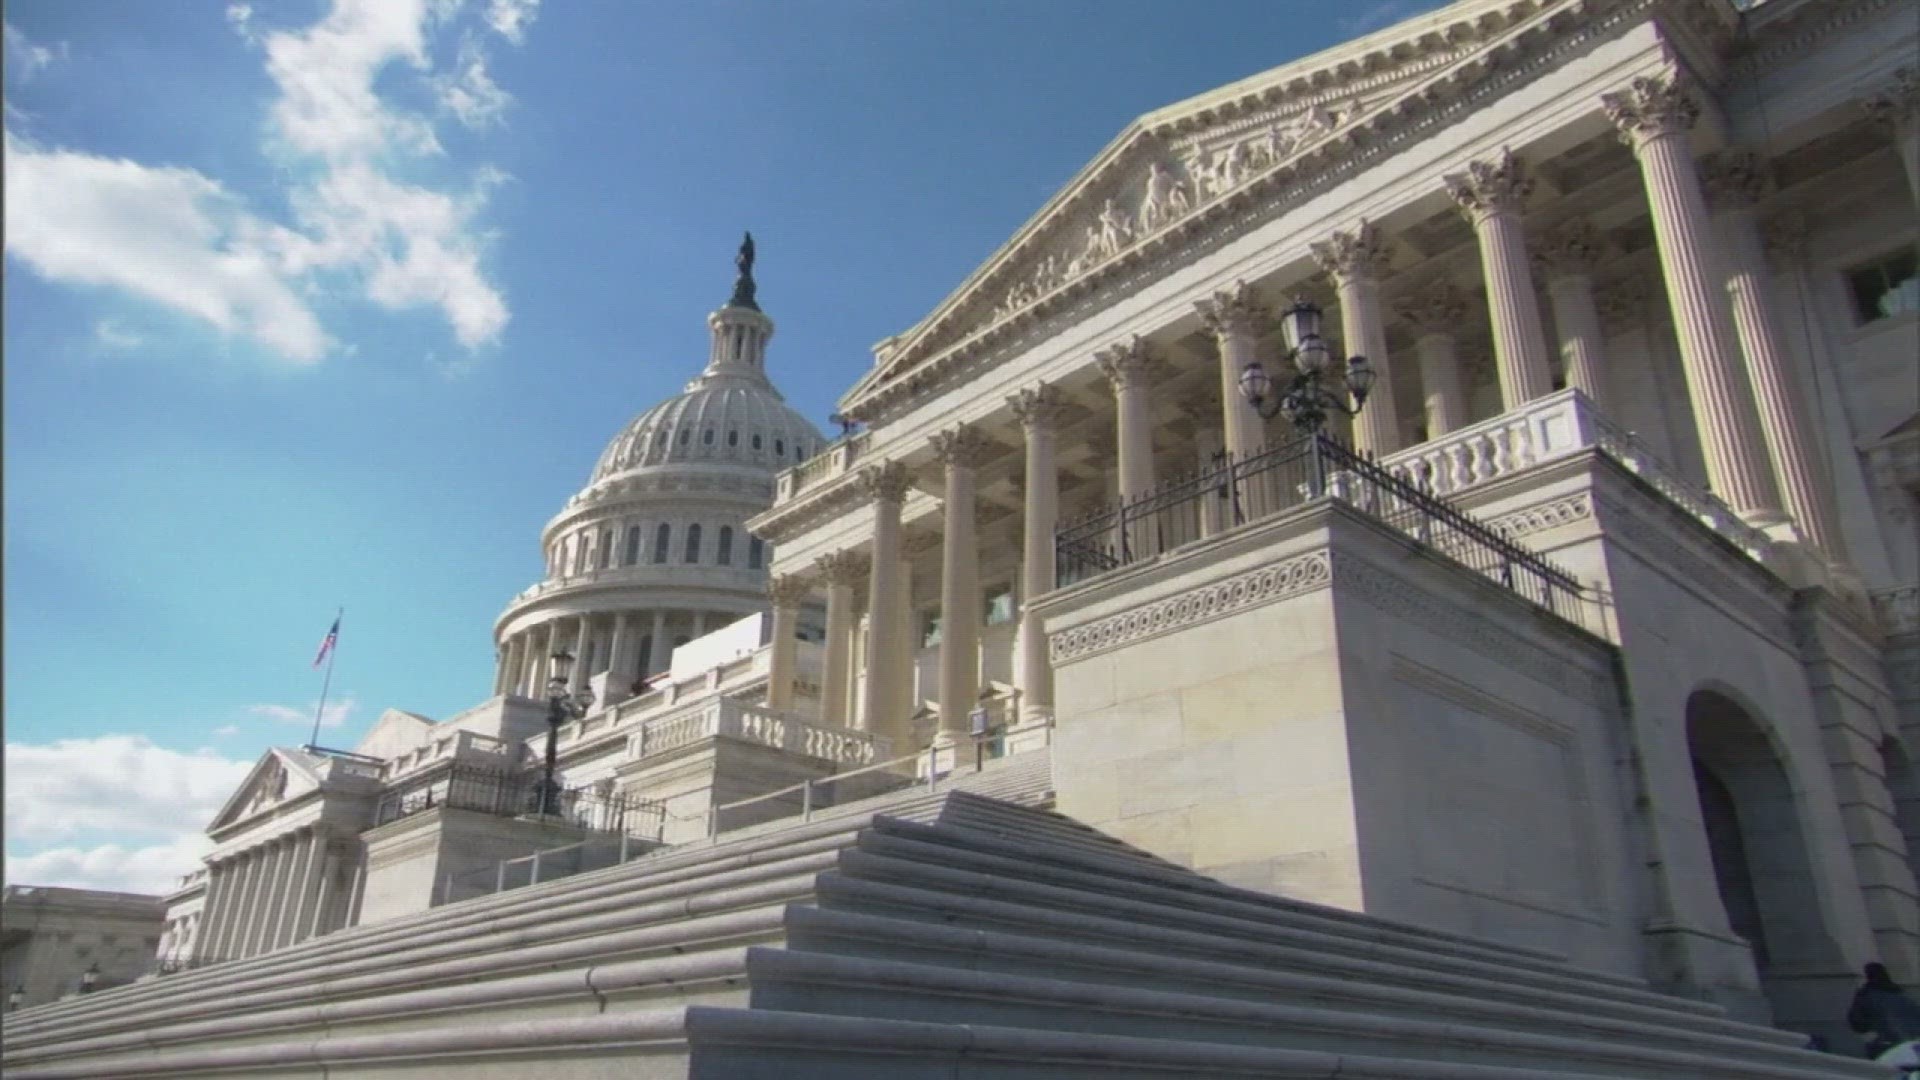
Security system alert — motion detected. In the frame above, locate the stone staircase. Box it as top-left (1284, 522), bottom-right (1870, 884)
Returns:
top-left (4, 754), bottom-right (1872, 1078)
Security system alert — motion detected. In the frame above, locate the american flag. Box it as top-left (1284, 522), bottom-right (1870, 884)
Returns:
top-left (312, 614), bottom-right (340, 669)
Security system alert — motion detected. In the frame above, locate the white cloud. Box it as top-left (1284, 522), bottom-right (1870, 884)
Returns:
top-left (93, 320), bottom-right (147, 350)
top-left (7, 834), bottom-right (212, 896)
top-left (484, 0), bottom-right (539, 44)
top-left (4, 735), bottom-right (252, 847)
top-left (212, 724), bottom-right (241, 737)
top-left (437, 35), bottom-right (512, 129)
top-left (4, 22), bottom-right (61, 81)
top-left (247, 693), bottom-right (358, 730)
top-left (4, 134), bottom-right (330, 362)
top-left (4, 0), bottom-right (521, 364)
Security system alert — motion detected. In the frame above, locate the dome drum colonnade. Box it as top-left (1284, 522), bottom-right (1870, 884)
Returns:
top-left (492, 236), bottom-right (827, 707)
top-left (758, 64), bottom-right (1915, 755)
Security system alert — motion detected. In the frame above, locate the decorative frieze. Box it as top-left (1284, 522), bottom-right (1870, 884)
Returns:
top-left (1049, 550), bottom-right (1334, 664)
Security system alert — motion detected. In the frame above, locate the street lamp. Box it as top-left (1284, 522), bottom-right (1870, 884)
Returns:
top-left (1237, 297), bottom-right (1375, 435)
top-left (539, 649), bottom-right (594, 817)
top-left (79, 963), bottom-right (99, 995)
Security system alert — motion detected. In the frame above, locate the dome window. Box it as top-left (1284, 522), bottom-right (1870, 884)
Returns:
top-left (624, 526), bottom-right (642, 566)
top-left (752, 434), bottom-right (763, 450)
top-left (598, 529), bottom-right (613, 570)
top-left (774, 438), bottom-right (785, 457)
top-left (653, 523), bottom-right (672, 564)
top-left (703, 428), bottom-right (714, 446)
top-left (747, 536), bottom-right (766, 570)
top-left (727, 430), bottom-right (739, 447)
top-left (678, 429), bottom-right (690, 446)
top-left (684, 524), bottom-right (703, 564)
top-left (717, 526), bottom-right (734, 566)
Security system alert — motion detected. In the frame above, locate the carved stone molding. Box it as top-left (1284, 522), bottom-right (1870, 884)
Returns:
top-left (930, 424), bottom-right (995, 470)
top-left (1049, 549), bottom-right (1333, 664)
top-left (858, 460), bottom-right (912, 504)
top-left (1008, 382), bottom-right (1067, 431)
top-left (1195, 279), bottom-right (1267, 338)
top-left (1095, 335), bottom-right (1158, 392)
top-left (1310, 219), bottom-right (1393, 285)
top-left (1863, 67), bottom-right (1919, 130)
top-left (1531, 219), bottom-right (1605, 280)
top-left (1483, 493), bottom-right (1596, 541)
top-left (1601, 74), bottom-right (1700, 149)
top-left (815, 550), bottom-right (871, 586)
top-left (1395, 282), bottom-right (1470, 336)
top-left (1761, 210), bottom-right (1811, 270)
top-left (767, 574), bottom-right (812, 608)
top-left (1444, 149), bottom-right (1534, 223)
top-left (1701, 152), bottom-right (1771, 211)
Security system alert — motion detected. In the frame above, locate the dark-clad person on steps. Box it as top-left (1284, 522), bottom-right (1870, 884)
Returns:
top-left (1848, 962), bottom-right (1920, 1058)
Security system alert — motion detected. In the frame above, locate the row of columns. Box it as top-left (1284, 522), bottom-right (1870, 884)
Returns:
top-left (496, 609), bottom-right (721, 699)
top-left (195, 828), bottom-right (346, 962)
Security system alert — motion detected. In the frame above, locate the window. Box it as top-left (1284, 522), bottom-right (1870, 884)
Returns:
top-left (624, 525), bottom-right (642, 566)
top-left (678, 428), bottom-right (690, 445)
top-left (775, 438), bottom-right (784, 456)
top-left (985, 586), bottom-right (1016, 626)
top-left (717, 525), bottom-right (734, 565)
top-left (598, 529), bottom-right (612, 569)
top-left (921, 610), bottom-right (943, 649)
top-left (703, 428), bottom-right (715, 445)
top-left (747, 536), bottom-right (765, 569)
top-left (752, 434), bottom-right (763, 450)
top-left (727, 430), bottom-right (739, 447)
top-left (653, 523), bottom-right (671, 564)
top-left (684, 523), bottom-right (702, 563)
top-left (1849, 248), bottom-right (1919, 322)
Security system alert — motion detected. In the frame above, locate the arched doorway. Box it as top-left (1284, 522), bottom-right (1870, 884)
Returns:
top-left (1686, 688), bottom-right (1849, 1039)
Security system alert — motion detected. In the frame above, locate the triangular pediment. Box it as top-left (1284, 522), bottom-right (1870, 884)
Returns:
top-left (352, 707), bottom-right (436, 761)
top-left (842, 0), bottom-right (1574, 412)
top-left (205, 748), bottom-right (324, 834)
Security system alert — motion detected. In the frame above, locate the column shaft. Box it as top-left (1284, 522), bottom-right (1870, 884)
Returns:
top-left (284, 830), bottom-right (324, 946)
top-left (1312, 222), bottom-right (1398, 455)
top-left (307, 847), bottom-right (339, 939)
top-left (1011, 385), bottom-right (1064, 723)
top-left (1416, 333), bottom-right (1468, 436)
top-left (1606, 78), bottom-right (1784, 521)
top-left (228, 848), bottom-right (266, 959)
top-left (766, 579), bottom-right (806, 711)
top-left (567, 617), bottom-right (591, 696)
top-left (196, 862), bottom-right (235, 961)
top-left (1197, 283), bottom-right (1267, 459)
top-left (1714, 193), bottom-right (1845, 555)
top-left (1547, 274), bottom-right (1609, 406)
top-left (648, 610), bottom-right (669, 676)
top-left (818, 552), bottom-right (864, 727)
top-left (246, 840), bottom-right (289, 957)
top-left (1447, 151), bottom-right (1554, 407)
top-left (932, 426), bottom-right (990, 747)
top-left (861, 463), bottom-right (912, 747)
top-left (607, 613), bottom-right (630, 693)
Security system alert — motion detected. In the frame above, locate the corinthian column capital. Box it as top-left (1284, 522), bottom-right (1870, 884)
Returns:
top-left (1602, 74), bottom-right (1699, 150)
top-left (1095, 335), bottom-right (1158, 391)
top-left (1309, 219), bottom-right (1392, 284)
top-left (1194, 279), bottom-right (1267, 338)
top-left (767, 574), bottom-right (812, 609)
top-left (1008, 381), bottom-right (1067, 431)
top-left (1530, 220), bottom-right (1606, 280)
top-left (858, 460), bottom-right (911, 504)
top-left (815, 550), bottom-right (871, 586)
top-left (930, 424), bottom-right (994, 470)
top-left (1444, 149), bottom-right (1533, 223)
top-left (1393, 282), bottom-right (1470, 336)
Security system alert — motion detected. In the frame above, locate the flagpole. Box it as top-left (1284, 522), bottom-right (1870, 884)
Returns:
top-left (308, 607), bottom-right (341, 751)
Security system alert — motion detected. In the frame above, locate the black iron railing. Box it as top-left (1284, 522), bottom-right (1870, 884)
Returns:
top-left (1055, 432), bottom-right (1586, 621)
top-left (372, 764), bottom-right (664, 839)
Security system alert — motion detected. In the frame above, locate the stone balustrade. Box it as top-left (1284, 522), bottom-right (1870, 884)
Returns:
top-left (382, 731), bottom-right (519, 781)
top-left (774, 431), bottom-right (869, 503)
top-left (508, 563), bottom-right (770, 604)
top-left (1380, 388), bottom-right (1774, 562)
top-left (628, 697), bottom-right (886, 765)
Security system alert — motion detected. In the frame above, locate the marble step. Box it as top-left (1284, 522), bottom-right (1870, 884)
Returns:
top-left (774, 908), bottom-right (1836, 1072)
top-left (806, 870), bottom-right (1801, 1050)
top-left (742, 947), bottom-right (1858, 1080)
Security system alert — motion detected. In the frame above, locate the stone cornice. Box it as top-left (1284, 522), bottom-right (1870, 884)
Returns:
top-left (1730, 0), bottom-right (1902, 82)
top-left (839, 0), bottom-right (1667, 427)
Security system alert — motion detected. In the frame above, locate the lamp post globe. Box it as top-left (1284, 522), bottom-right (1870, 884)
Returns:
top-left (539, 649), bottom-right (593, 816)
top-left (1233, 296), bottom-right (1372, 436)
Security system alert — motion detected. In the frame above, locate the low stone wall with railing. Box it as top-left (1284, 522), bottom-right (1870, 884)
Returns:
top-left (627, 697), bottom-right (888, 766)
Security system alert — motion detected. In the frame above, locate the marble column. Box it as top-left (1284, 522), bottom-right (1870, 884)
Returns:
top-left (1182, 400), bottom-right (1227, 537)
top-left (1446, 149), bottom-right (1555, 408)
top-left (648, 611), bottom-right (668, 677)
top-left (860, 462), bottom-right (913, 746)
top-left (766, 576), bottom-right (809, 712)
top-left (1604, 75), bottom-right (1785, 523)
top-left (1534, 219), bottom-right (1611, 409)
top-left (502, 635), bottom-right (523, 697)
top-left (269, 830), bottom-right (308, 950)
top-left (606, 613), bottom-right (630, 694)
top-left (492, 644), bottom-right (509, 696)
top-left (567, 617), bottom-right (591, 698)
top-left (530, 623), bottom-right (555, 696)
top-left (817, 550), bottom-right (869, 727)
top-left (1705, 153), bottom-right (1846, 558)
top-left (283, 829), bottom-right (323, 948)
top-left (197, 860), bottom-right (236, 960)
top-left (1311, 220), bottom-right (1400, 455)
top-left (1097, 336), bottom-right (1159, 556)
top-left (931, 424), bottom-right (993, 749)
top-left (224, 849), bottom-right (263, 959)
top-left (1864, 68), bottom-right (1920, 209)
top-left (235, 844), bottom-right (274, 958)
top-left (1196, 281), bottom-right (1269, 459)
top-left (1395, 284), bottom-right (1471, 437)
top-left (1010, 383), bottom-right (1066, 724)
top-left (213, 855), bottom-right (253, 960)
top-left (307, 845), bottom-right (338, 939)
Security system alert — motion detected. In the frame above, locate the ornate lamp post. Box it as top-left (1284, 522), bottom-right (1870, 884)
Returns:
top-left (539, 649), bottom-right (593, 816)
top-left (1236, 298), bottom-right (1375, 435)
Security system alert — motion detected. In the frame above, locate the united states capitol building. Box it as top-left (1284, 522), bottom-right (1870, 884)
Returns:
top-left (8, 0), bottom-right (1918, 1075)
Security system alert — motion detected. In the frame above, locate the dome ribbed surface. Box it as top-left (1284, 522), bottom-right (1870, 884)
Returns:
top-left (590, 374), bottom-right (825, 484)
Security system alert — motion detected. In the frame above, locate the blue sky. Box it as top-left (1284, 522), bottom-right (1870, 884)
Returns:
top-left (3, 0), bottom-right (1444, 892)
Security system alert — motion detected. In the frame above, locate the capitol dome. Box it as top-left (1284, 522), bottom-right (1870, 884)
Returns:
top-left (491, 235), bottom-right (825, 702)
